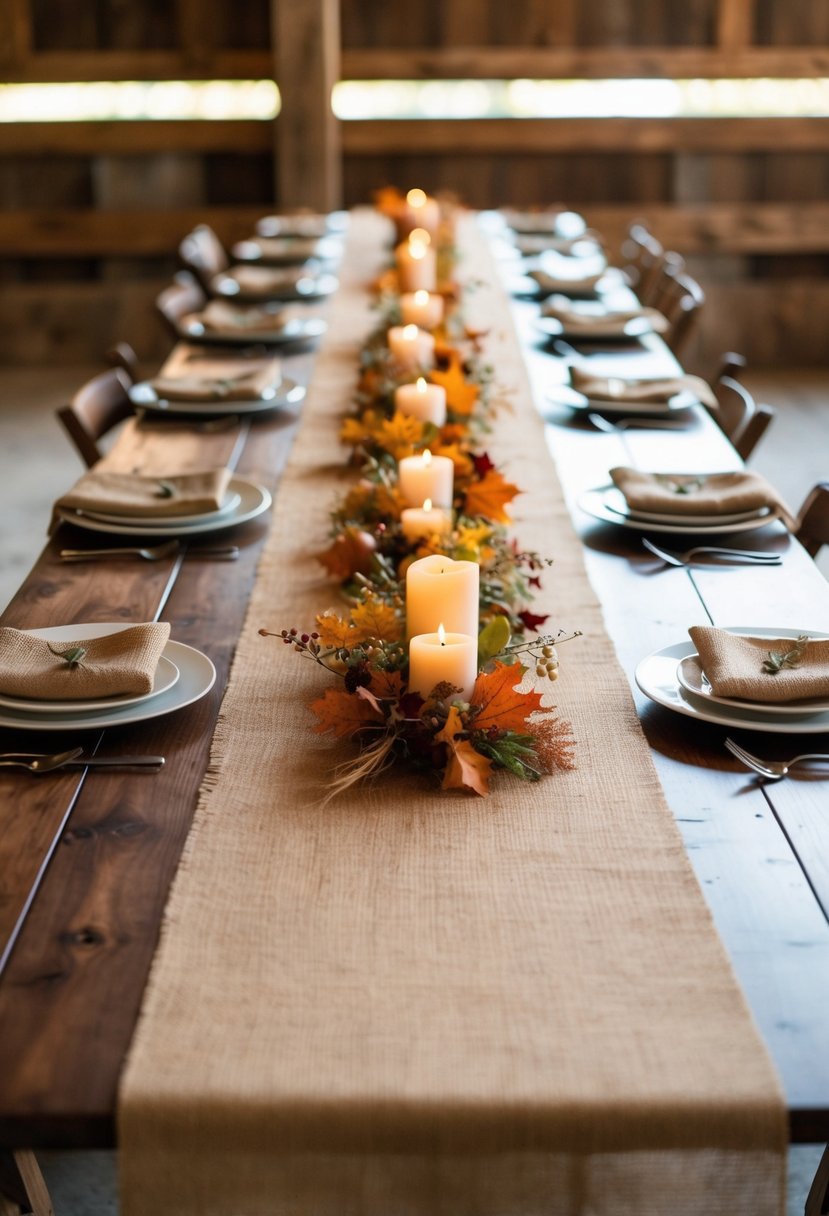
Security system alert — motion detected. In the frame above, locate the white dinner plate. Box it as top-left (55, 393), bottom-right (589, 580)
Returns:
top-left (77, 491), bottom-right (242, 529)
top-left (544, 384), bottom-right (699, 417)
top-left (213, 271), bottom-right (339, 303)
top-left (178, 315), bottom-right (327, 347)
top-left (56, 476), bottom-right (271, 538)
top-left (255, 211), bottom-right (348, 238)
top-left (130, 377), bottom-right (306, 417)
top-left (231, 236), bottom-right (343, 264)
top-left (602, 486), bottom-right (770, 528)
top-left (0, 653), bottom-right (180, 714)
top-left (0, 623), bottom-right (216, 731)
top-left (676, 653), bottom-right (829, 716)
top-left (635, 628), bottom-right (829, 734)
top-left (579, 485), bottom-right (781, 536)
top-left (509, 268), bottom-right (624, 300)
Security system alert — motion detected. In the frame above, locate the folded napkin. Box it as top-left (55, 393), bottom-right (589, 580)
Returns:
top-left (542, 299), bottom-right (669, 336)
top-left (54, 468), bottom-right (233, 523)
top-left (229, 265), bottom-right (306, 294)
top-left (249, 236), bottom-right (321, 261)
top-left (527, 267), bottom-right (605, 295)
top-left (150, 359), bottom-right (281, 402)
top-left (0, 622), bottom-right (171, 702)
top-left (195, 300), bottom-right (287, 333)
top-left (516, 234), bottom-right (602, 257)
top-left (570, 366), bottom-right (718, 410)
top-left (609, 467), bottom-right (797, 528)
top-left (689, 626), bottom-right (829, 703)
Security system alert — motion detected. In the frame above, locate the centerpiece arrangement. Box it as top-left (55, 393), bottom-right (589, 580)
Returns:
top-left (263, 189), bottom-right (579, 797)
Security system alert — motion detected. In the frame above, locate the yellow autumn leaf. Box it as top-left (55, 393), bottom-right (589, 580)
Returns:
top-left (350, 597), bottom-right (404, 644)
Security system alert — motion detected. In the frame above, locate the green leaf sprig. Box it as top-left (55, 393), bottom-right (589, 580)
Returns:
top-left (762, 634), bottom-right (810, 675)
top-left (47, 643), bottom-right (87, 669)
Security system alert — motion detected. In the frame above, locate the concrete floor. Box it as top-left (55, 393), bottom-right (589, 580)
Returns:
top-left (1, 363), bottom-right (827, 1213)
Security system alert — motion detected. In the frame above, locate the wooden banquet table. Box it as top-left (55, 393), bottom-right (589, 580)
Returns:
top-left (0, 208), bottom-right (827, 1209)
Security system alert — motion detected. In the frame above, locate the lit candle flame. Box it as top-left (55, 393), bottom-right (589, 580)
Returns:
top-left (438, 622), bottom-right (446, 646)
top-left (407, 188), bottom-right (427, 208)
top-left (409, 227), bottom-right (431, 245)
top-left (423, 498), bottom-right (432, 512)
top-left (409, 242), bottom-right (426, 261)
top-left (402, 324), bottom-right (419, 340)
top-left (421, 445), bottom-right (432, 464)
top-left (413, 289), bottom-right (429, 305)
top-left (416, 377), bottom-right (427, 394)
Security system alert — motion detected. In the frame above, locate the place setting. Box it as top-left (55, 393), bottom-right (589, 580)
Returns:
top-left (209, 261), bottom-right (339, 303)
top-left (635, 624), bottom-right (829, 736)
top-left (535, 293), bottom-right (670, 342)
top-left (174, 298), bottom-right (327, 347)
top-left (231, 232), bottom-right (344, 266)
top-left (0, 620), bottom-right (216, 735)
top-left (254, 210), bottom-right (349, 239)
top-left (579, 466), bottom-right (796, 538)
top-left (130, 348), bottom-right (306, 418)
top-left (51, 465), bottom-right (272, 539)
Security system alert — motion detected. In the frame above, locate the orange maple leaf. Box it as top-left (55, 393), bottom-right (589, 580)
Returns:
top-left (429, 352), bottom-right (479, 416)
top-left (317, 528), bottom-right (376, 580)
top-left (369, 668), bottom-right (405, 701)
top-left (470, 661), bottom-right (543, 735)
top-left (377, 411), bottom-right (427, 461)
top-left (432, 441), bottom-right (474, 481)
top-left (315, 610), bottom-right (353, 649)
top-left (350, 597), bottom-right (403, 643)
top-left (435, 706), bottom-right (492, 796)
top-left (463, 468), bottom-right (521, 523)
top-left (310, 686), bottom-right (384, 739)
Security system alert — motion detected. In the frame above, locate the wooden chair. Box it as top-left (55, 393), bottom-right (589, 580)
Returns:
top-left (155, 271), bottom-right (207, 342)
top-left (710, 354), bottom-right (775, 461)
top-left (619, 222), bottom-right (664, 305)
top-left (177, 224), bottom-right (229, 295)
top-left (105, 340), bottom-right (140, 383)
top-left (57, 367), bottom-right (134, 468)
top-left (651, 257), bottom-right (704, 356)
top-left (795, 483), bottom-right (829, 558)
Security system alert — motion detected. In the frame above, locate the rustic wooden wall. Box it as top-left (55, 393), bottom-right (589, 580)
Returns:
top-left (1, 0), bottom-right (828, 368)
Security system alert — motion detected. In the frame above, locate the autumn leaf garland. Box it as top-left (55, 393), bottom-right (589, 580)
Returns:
top-left (263, 198), bottom-right (578, 797)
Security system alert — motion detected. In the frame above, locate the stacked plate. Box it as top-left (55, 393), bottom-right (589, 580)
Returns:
top-left (0, 623), bottom-right (216, 732)
top-left (636, 626), bottom-right (829, 734)
top-left (579, 485), bottom-right (781, 536)
top-left (545, 382), bottom-right (699, 417)
top-left (211, 268), bottom-right (338, 304)
top-left (177, 312), bottom-right (327, 348)
top-left (130, 378), bottom-right (305, 419)
top-left (55, 476), bottom-right (272, 538)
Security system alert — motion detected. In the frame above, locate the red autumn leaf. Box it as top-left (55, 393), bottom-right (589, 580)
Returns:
top-left (470, 661), bottom-right (543, 735)
top-left (472, 451), bottom-right (495, 477)
top-left (462, 468), bottom-right (521, 524)
top-left (518, 610), bottom-right (549, 632)
top-left (310, 686), bottom-right (384, 739)
top-left (435, 706), bottom-right (492, 796)
top-left (317, 528), bottom-right (376, 580)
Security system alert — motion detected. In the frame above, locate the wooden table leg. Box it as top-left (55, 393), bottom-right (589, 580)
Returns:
top-left (806, 1144), bottom-right (829, 1216)
top-left (0, 1151), bottom-right (54, 1216)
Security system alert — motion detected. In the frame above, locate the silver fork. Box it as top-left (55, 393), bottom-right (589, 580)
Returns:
top-left (724, 738), bottom-right (829, 780)
top-left (641, 538), bottom-right (782, 567)
top-left (587, 412), bottom-right (689, 433)
top-left (0, 749), bottom-right (165, 773)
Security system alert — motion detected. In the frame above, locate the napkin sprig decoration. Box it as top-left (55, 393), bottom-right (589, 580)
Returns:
top-left (762, 634), bottom-right (809, 675)
top-left (47, 643), bottom-right (87, 669)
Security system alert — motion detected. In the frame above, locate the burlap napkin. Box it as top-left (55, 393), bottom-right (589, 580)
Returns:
top-left (248, 236), bottom-right (323, 262)
top-left (0, 622), bottom-right (171, 701)
top-left (53, 468), bottom-right (233, 525)
top-left (571, 366), bottom-right (718, 409)
top-left (609, 467), bottom-right (797, 527)
top-left (542, 300), bottom-right (669, 336)
top-left (527, 267), bottom-right (605, 295)
top-left (689, 626), bottom-right (829, 703)
top-left (229, 265), bottom-right (307, 294)
top-left (150, 359), bottom-right (281, 402)
top-left (194, 301), bottom-right (287, 333)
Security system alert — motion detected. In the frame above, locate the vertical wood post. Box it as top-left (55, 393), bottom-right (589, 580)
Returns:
top-left (0, 0), bottom-right (32, 70)
top-left (272, 0), bottom-right (342, 211)
top-left (716, 0), bottom-right (755, 49)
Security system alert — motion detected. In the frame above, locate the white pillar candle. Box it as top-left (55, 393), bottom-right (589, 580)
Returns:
top-left (394, 375), bottom-right (446, 425)
top-left (400, 498), bottom-right (453, 543)
top-left (388, 325), bottom-right (435, 373)
top-left (409, 624), bottom-right (477, 702)
top-left (406, 553), bottom-right (479, 640)
top-left (396, 237), bottom-right (437, 292)
top-left (400, 289), bottom-right (444, 330)
top-left (405, 189), bottom-right (440, 239)
top-left (398, 447), bottom-right (454, 506)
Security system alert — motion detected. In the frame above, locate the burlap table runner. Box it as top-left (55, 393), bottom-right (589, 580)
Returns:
top-left (119, 211), bottom-right (785, 1215)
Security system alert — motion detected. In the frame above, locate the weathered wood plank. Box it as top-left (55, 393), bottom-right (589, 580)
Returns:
top-left (0, 0), bottom-right (32, 69)
top-left (342, 118), bottom-right (829, 156)
top-left (0, 208), bottom-right (266, 256)
top-left (341, 44), bottom-right (829, 78)
top-left (1, 49), bottom-right (270, 81)
top-left (273, 0), bottom-right (342, 211)
top-left (716, 0), bottom-right (756, 50)
top-left (0, 122), bottom-right (271, 157)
